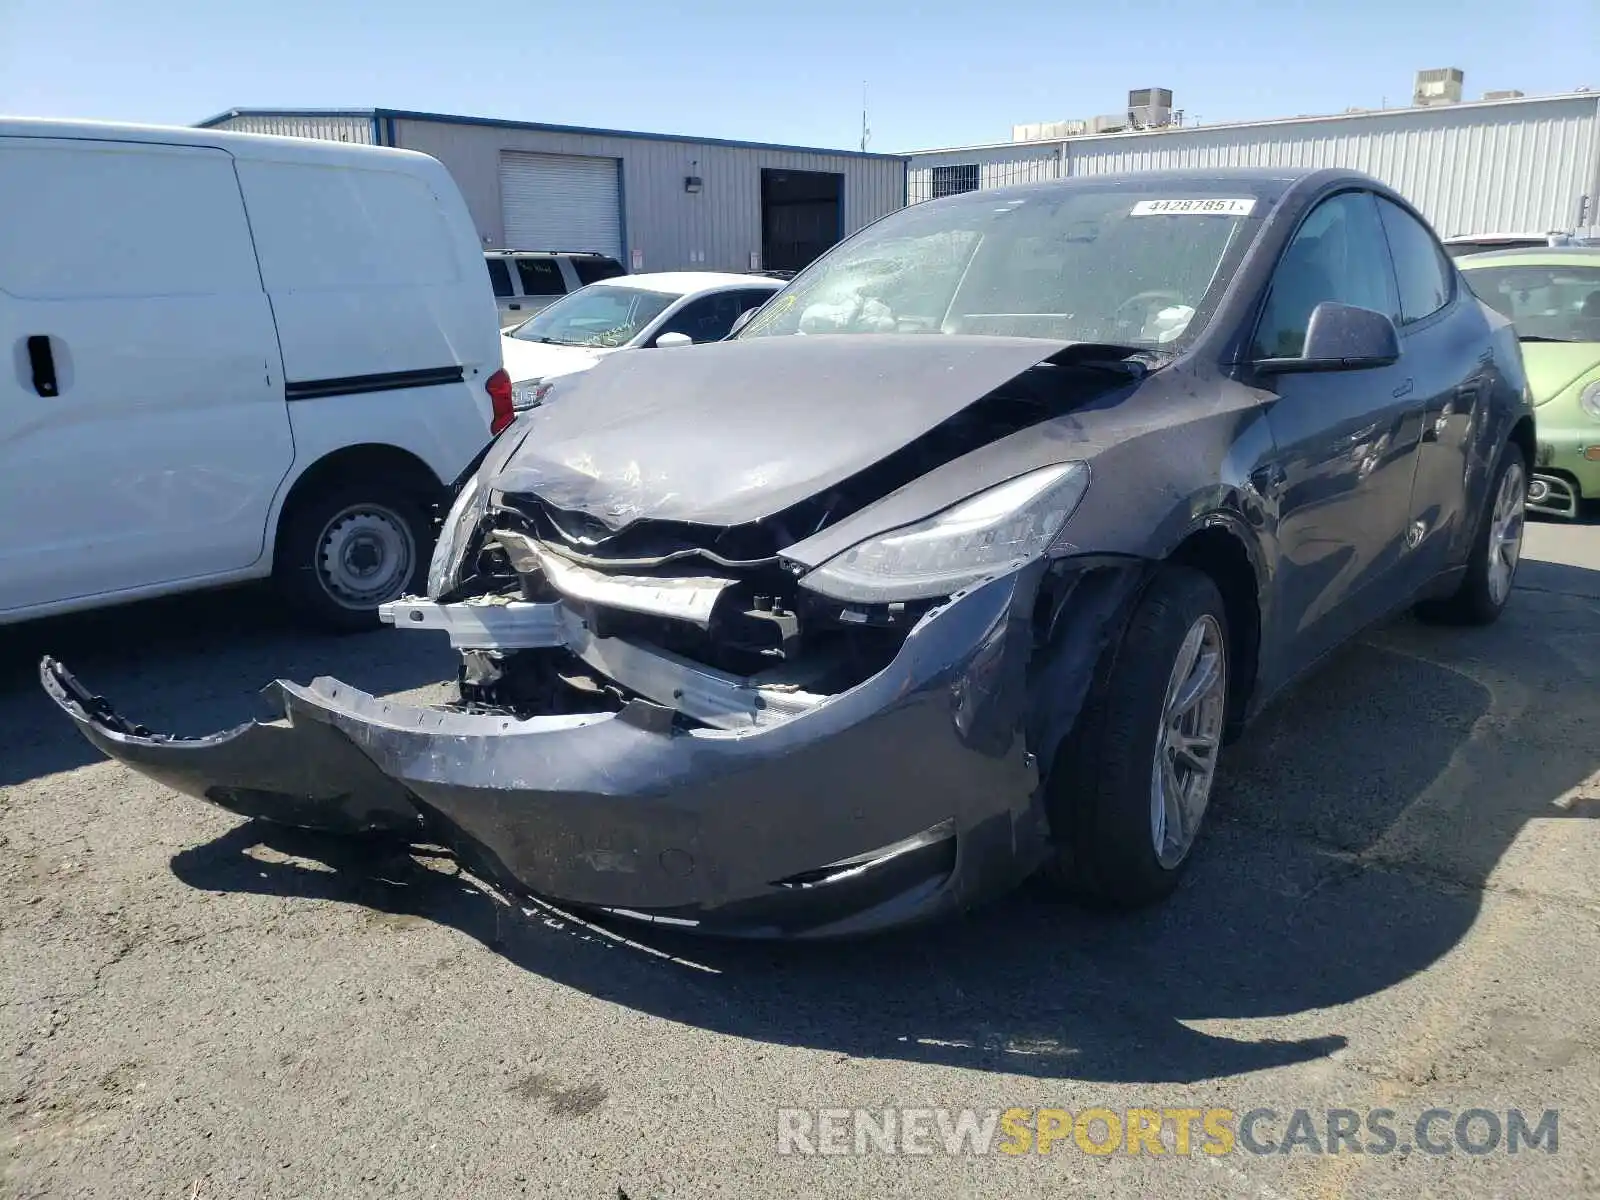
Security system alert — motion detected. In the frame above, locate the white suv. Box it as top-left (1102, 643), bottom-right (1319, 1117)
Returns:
top-left (485, 250), bottom-right (627, 329)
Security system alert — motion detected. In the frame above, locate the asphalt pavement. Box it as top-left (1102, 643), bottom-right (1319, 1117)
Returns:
top-left (3, 522), bottom-right (1597, 1199)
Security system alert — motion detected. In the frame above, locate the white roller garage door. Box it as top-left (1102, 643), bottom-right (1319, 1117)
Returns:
top-left (499, 151), bottom-right (622, 257)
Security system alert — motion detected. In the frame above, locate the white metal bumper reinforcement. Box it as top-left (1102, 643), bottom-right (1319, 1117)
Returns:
top-left (379, 597), bottom-right (826, 731)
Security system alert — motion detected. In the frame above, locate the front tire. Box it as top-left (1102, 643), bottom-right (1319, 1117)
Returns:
top-left (274, 481), bottom-right (434, 633)
top-left (1414, 444), bottom-right (1527, 627)
top-left (1041, 567), bottom-right (1230, 908)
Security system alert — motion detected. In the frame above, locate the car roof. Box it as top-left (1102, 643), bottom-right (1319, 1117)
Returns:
top-left (588, 271), bottom-right (784, 297)
top-left (927, 165), bottom-right (1367, 207)
top-left (1457, 245), bottom-right (1600, 266)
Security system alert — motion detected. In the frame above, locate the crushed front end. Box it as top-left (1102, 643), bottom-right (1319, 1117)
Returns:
top-left (42, 338), bottom-right (1151, 938)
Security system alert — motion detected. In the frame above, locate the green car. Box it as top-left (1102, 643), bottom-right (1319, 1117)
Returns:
top-left (1459, 247), bottom-right (1600, 518)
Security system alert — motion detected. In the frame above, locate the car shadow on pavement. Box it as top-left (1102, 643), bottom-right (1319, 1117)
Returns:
top-left (165, 559), bottom-right (1600, 1085)
top-left (0, 586), bottom-right (455, 787)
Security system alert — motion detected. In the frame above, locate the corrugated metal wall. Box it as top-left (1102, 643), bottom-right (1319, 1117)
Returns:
top-left (394, 119), bottom-right (906, 273)
top-left (908, 95), bottom-right (1600, 237)
top-left (204, 114), bottom-right (375, 145)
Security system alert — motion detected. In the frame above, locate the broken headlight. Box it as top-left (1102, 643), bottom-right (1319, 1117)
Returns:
top-left (426, 472), bottom-right (490, 599)
top-left (800, 462), bottom-right (1091, 604)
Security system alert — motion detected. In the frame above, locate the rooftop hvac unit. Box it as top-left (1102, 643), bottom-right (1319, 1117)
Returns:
top-left (1483, 89), bottom-right (1525, 100)
top-left (1413, 68), bottom-right (1464, 106)
top-left (1127, 87), bottom-right (1174, 129)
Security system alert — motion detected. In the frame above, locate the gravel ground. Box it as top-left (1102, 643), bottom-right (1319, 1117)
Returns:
top-left (3, 523), bottom-right (1598, 1200)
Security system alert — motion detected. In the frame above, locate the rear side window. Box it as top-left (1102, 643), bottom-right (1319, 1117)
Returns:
top-left (486, 258), bottom-right (513, 297)
top-left (573, 256), bottom-right (626, 285)
top-left (653, 292), bottom-right (749, 343)
top-left (1377, 198), bottom-right (1452, 324)
top-left (1253, 191), bottom-right (1397, 359)
top-left (515, 258), bottom-right (565, 296)
top-left (235, 161), bottom-right (461, 290)
top-left (0, 141), bottom-right (262, 299)
top-left (735, 288), bottom-right (778, 312)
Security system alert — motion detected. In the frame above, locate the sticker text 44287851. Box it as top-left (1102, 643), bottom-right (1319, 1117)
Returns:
top-left (1129, 198), bottom-right (1257, 217)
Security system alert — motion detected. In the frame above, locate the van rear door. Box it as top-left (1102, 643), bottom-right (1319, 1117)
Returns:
top-left (0, 136), bottom-right (293, 615)
top-left (231, 154), bottom-right (502, 458)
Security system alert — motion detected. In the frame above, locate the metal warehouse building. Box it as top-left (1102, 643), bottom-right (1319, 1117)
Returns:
top-left (198, 108), bottom-right (908, 275)
top-left (906, 91), bottom-right (1600, 239)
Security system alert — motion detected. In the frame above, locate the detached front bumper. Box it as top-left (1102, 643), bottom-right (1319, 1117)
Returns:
top-left (41, 569), bottom-right (1071, 939)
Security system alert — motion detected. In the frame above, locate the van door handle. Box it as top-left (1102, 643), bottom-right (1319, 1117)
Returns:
top-left (25, 336), bottom-right (59, 398)
top-left (508, 303), bottom-right (521, 310)
top-left (1391, 377), bottom-right (1414, 399)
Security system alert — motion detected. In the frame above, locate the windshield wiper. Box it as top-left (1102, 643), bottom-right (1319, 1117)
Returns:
top-left (1517, 334), bottom-right (1578, 343)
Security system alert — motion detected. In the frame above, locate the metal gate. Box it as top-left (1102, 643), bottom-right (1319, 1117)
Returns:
top-left (499, 151), bottom-right (622, 256)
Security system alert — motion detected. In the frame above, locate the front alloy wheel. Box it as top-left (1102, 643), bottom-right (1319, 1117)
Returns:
top-left (1043, 565), bottom-right (1232, 907)
top-left (1151, 613), bottom-right (1227, 870)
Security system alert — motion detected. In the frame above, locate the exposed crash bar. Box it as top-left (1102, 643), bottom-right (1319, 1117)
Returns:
top-left (381, 597), bottom-right (825, 730)
top-left (494, 530), bottom-right (736, 628)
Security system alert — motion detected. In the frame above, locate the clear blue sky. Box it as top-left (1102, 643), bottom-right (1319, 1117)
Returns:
top-left (2, 0), bottom-right (1595, 151)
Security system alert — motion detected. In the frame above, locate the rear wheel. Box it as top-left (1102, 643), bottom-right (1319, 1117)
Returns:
top-left (274, 481), bottom-right (433, 632)
top-left (1415, 444), bottom-right (1526, 627)
top-left (1041, 567), bottom-right (1230, 908)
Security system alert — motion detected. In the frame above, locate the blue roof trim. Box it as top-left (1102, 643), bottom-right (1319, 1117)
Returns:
top-left (195, 107), bottom-right (910, 162)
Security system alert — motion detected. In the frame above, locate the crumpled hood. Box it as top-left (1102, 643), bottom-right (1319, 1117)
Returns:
top-left (498, 334), bottom-right (611, 384)
top-left (490, 334), bottom-right (1066, 529)
top-left (1520, 341), bottom-right (1600, 407)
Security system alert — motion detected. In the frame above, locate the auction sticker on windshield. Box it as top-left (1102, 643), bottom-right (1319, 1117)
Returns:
top-left (1130, 198), bottom-right (1257, 217)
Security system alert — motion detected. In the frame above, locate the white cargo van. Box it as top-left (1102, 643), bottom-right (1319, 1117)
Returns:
top-left (0, 118), bottom-right (512, 630)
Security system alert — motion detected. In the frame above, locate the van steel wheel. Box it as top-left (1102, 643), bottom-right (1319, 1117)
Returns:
top-left (315, 504), bottom-right (416, 611)
top-left (275, 482), bottom-right (434, 632)
top-left (1042, 566), bottom-right (1231, 908)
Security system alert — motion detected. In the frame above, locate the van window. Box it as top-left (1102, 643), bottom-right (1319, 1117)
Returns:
top-left (0, 141), bottom-right (262, 299)
top-left (234, 161), bottom-right (461, 291)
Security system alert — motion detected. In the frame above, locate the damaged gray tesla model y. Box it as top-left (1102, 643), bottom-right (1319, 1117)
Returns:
top-left (43, 168), bottom-right (1534, 939)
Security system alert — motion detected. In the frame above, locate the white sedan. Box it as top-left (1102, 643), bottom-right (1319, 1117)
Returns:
top-left (499, 272), bottom-right (785, 411)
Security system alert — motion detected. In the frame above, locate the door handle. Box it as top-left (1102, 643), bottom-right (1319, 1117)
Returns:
top-left (1250, 462), bottom-right (1288, 498)
top-left (508, 303), bottom-right (521, 310)
top-left (1391, 377), bottom-right (1414, 399)
top-left (25, 336), bottom-right (59, 398)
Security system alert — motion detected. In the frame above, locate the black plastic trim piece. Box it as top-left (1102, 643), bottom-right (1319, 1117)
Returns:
top-left (285, 365), bottom-right (465, 401)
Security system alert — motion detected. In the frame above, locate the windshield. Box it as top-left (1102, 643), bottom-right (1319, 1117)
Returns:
top-left (510, 284), bottom-right (678, 348)
top-left (1463, 264), bottom-right (1600, 342)
top-left (737, 186), bottom-right (1263, 348)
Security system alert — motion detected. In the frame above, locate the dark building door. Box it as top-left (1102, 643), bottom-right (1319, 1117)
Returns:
top-left (761, 169), bottom-right (843, 273)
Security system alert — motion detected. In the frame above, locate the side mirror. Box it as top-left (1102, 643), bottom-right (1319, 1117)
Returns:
top-left (1256, 302), bottom-right (1401, 374)
top-left (728, 308), bottom-right (757, 336)
top-left (655, 331), bottom-right (694, 348)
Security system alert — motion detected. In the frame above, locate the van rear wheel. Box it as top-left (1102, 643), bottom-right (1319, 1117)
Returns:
top-left (274, 481), bottom-right (433, 632)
